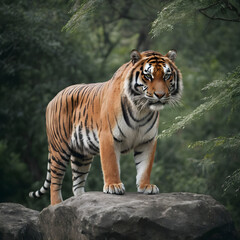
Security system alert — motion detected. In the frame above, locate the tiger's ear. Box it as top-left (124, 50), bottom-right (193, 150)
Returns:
top-left (166, 50), bottom-right (177, 62)
top-left (130, 50), bottom-right (141, 65)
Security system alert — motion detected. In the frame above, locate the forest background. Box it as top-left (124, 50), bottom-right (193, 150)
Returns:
top-left (1, 0), bottom-right (240, 233)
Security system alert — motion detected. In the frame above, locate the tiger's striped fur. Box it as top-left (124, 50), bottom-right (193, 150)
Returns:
top-left (29, 50), bottom-right (182, 205)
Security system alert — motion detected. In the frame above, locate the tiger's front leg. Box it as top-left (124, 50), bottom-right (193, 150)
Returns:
top-left (99, 130), bottom-right (125, 195)
top-left (134, 140), bottom-right (159, 194)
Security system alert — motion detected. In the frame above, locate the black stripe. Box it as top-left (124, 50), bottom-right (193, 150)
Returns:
top-left (52, 156), bottom-right (67, 169)
top-left (85, 115), bottom-right (88, 128)
top-left (87, 140), bottom-right (99, 153)
top-left (53, 188), bottom-right (61, 192)
top-left (121, 148), bottom-right (130, 154)
top-left (72, 169), bottom-right (89, 175)
top-left (67, 86), bottom-right (76, 96)
top-left (140, 136), bottom-right (155, 145)
top-left (133, 71), bottom-right (142, 94)
top-left (108, 114), bottom-right (123, 143)
top-left (86, 127), bottom-right (99, 152)
top-left (79, 87), bottom-right (89, 109)
top-left (115, 117), bottom-right (126, 138)
top-left (78, 111), bottom-right (81, 122)
top-left (68, 113), bottom-right (73, 133)
top-left (55, 99), bottom-right (58, 113)
top-left (50, 134), bottom-right (71, 159)
top-left (58, 97), bottom-right (63, 134)
top-left (71, 160), bottom-right (92, 167)
top-left (92, 129), bottom-right (99, 143)
top-left (134, 151), bottom-right (143, 157)
top-left (76, 85), bottom-right (85, 106)
top-left (71, 149), bottom-right (91, 160)
top-left (146, 56), bottom-right (156, 63)
top-left (135, 161), bottom-right (142, 166)
top-left (52, 183), bottom-right (62, 186)
top-left (66, 95), bottom-right (68, 116)
top-left (135, 71), bottom-right (140, 82)
top-left (83, 105), bottom-right (87, 116)
top-left (139, 112), bottom-right (155, 127)
top-left (171, 69), bottom-right (179, 96)
top-left (63, 122), bottom-right (68, 139)
top-left (73, 185), bottom-right (84, 191)
top-left (59, 152), bottom-right (70, 163)
top-left (73, 180), bottom-right (85, 188)
top-left (144, 112), bottom-right (159, 134)
top-left (51, 175), bottom-right (62, 180)
top-left (121, 97), bottom-right (133, 129)
top-left (114, 136), bottom-right (123, 143)
top-left (71, 93), bottom-right (74, 113)
top-left (82, 146), bottom-right (96, 156)
top-left (51, 164), bottom-right (66, 172)
top-left (35, 191), bottom-right (43, 197)
top-left (72, 175), bottom-right (84, 181)
top-left (90, 117), bottom-right (94, 130)
top-left (127, 104), bottom-right (149, 123)
top-left (128, 68), bottom-right (142, 96)
top-left (77, 124), bottom-right (84, 150)
top-left (51, 168), bottom-right (64, 176)
top-left (38, 190), bottom-right (44, 196)
top-left (61, 141), bottom-right (71, 157)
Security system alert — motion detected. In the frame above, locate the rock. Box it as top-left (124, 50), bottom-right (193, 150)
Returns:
top-left (0, 203), bottom-right (42, 240)
top-left (39, 192), bottom-right (238, 240)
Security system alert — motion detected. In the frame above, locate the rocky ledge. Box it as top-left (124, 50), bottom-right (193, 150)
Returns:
top-left (0, 202), bottom-right (41, 240)
top-left (0, 192), bottom-right (239, 240)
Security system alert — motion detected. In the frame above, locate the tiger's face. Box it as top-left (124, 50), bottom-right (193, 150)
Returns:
top-left (128, 50), bottom-right (183, 111)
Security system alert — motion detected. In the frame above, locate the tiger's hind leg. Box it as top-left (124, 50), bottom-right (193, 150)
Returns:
top-left (50, 150), bottom-right (70, 205)
top-left (70, 152), bottom-right (93, 196)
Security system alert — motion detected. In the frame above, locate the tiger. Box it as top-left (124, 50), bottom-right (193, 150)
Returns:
top-left (29, 50), bottom-right (183, 205)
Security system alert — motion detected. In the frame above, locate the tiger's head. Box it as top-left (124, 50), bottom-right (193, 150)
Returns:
top-left (126, 50), bottom-right (183, 111)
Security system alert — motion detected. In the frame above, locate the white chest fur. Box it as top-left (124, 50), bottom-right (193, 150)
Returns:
top-left (112, 110), bottom-right (159, 153)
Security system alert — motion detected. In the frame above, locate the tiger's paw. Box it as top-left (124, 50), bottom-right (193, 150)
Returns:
top-left (103, 183), bottom-right (125, 195)
top-left (137, 184), bottom-right (159, 194)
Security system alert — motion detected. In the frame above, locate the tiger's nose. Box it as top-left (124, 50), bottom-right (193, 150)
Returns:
top-left (154, 91), bottom-right (165, 99)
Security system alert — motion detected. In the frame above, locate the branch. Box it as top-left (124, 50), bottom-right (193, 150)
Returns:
top-left (199, 10), bottom-right (240, 22)
top-left (198, 1), bottom-right (240, 23)
top-left (226, 1), bottom-right (240, 17)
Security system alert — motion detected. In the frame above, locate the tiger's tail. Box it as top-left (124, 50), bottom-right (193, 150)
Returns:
top-left (29, 153), bottom-right (51, 199)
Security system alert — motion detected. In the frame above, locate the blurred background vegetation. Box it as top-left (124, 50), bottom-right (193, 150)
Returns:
top-left (1, 0), bottom-right (240, 233)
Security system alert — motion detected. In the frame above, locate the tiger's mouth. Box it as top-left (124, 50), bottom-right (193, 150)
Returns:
top-left (148, 100), bottom-right (166, 111)
top-left (148, 99), bottom-right (167, 106)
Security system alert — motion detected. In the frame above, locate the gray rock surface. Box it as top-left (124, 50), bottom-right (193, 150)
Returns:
top-left (0, 202), bottom-right (42, 240)
top-left (39, 192), bottom-right (238, 240)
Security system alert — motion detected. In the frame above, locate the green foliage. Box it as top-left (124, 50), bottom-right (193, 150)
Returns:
top-left (151, 0), bottom-right (240, 36)
top-left (151, 0), bottom-right (208, 35)
top-left (223, 169), bottom-right (240, 194)
top-left (189, 135), bottom-right (240, 152)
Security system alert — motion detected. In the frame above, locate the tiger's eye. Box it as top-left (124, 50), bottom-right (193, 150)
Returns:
top-left (164, 74), bottom-right (171, 81)
top-left (144, 74), bottom-right (152, 80)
